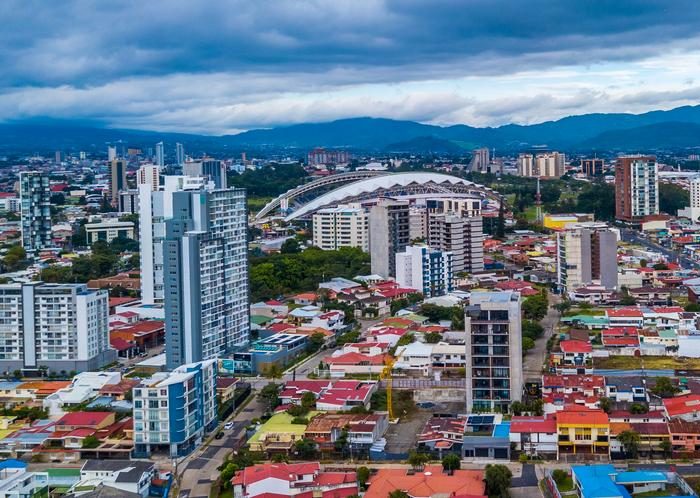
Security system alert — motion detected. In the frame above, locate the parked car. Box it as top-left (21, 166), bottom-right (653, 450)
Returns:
top-left (224, 422), bottom-right (234, 430)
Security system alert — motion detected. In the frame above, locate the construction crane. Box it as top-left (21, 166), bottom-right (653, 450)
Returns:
top-left (380, 356), bottom-right (396, 420)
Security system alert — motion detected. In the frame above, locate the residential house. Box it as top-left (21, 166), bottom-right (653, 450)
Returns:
top-left (304, 413), bottom-right (388, 454)
top-left (78, 460), bottom-right (156, 498)
top-left (556, 408), bottom-right (610, 458)
top-left (363, 466), bottom-right (486, 498)
top-left (605, 376), bottom-right (648, 403)
top-left (509, 415), bottom-right (558, 457)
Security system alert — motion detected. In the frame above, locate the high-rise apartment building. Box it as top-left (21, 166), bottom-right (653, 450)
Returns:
top-left (556, 222), bottom-right (618, 293)
top-left (132, 359), bottom-right (217, 457)
top-left (109, 158), bottom-right (127, 206)
top-left (312, 204), bottom-right (369, 251)
top-left (368, 199), bottom-right (410, 278)
top-left (184, 159), bottom-right (227, 189)
top-left (679, 176), bottom-right (700, 222)
top-left (19, 171), bottom-right (52, 251)
top-left (518, 152), bottom-right (565, 178)
top-left (408, 205), bottom-right (428, 241)
top-left (395, 245), bottom-right (453, 297)
top-left (175, 143), bottom-right (185, 166)
top-left (107, 146), bottom-right (117, 161)
top-left (428, 214), bottom-right (484, 275)
top-left (465, 291), bottom-right (523, 412)
top-left (163, 188), bottom-right (249, 369)
top-left (139, 176), bottom-right (208, 305)
top-left (137, 164), bottom-right (160, 190)
top-left (155, 142), bottom-right (165, 167)
top-left (470, 148), bottom-right (490, 173)
top-left (119, 190), bottom-right (139, 214)
top-left (581, 158), bottom-right (604, 177)
top-left (307, 148), bottom-right (350, 166)
top-left (426, 198), bottom-right (482, 218)
top-left (615, 155), bottom-right (658, 222)
top-left (0, 282), bottom-right (113, 372)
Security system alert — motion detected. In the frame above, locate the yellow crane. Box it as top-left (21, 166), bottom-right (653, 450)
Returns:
top-left (380, 356), bottom-right (396, 420)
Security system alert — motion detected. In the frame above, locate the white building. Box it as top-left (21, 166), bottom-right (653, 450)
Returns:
top-left (85, 220), bottom-right (135, 244)
top-left (0, 283), bottom-right (113, 372)
top-left (175, 142), bottom-right (185, 166)
top-left (312, 204), bottom-right (369, 251)
top-left (19, 171), bottom-right (52, 251)
top-left (184, 159), bottom-right (227, 189)
top-left (369, 199), bottom-right (410, 278)
top-left (137, 164), bottom-right (160, 190)
top-left (557, 222), bottom-right (619, 293)
top-left (395, 245), bottom-right (453, 298)
top-left (133, 360), bottom-right (218, 458)
top-left (155, 142), bottom-right (164, 167)
top-left (428, 214), bottom-right (484, 275)
top-left (0, 197), bottom-right (20, 213)
top-left (78, 460), bottom-right (156, 497)
top-left (139, 175), bottom-right (207, 305)
top-left (679, 175), bottom-right (700, 221)
top-left (518, 152), bottom-right (565, 178)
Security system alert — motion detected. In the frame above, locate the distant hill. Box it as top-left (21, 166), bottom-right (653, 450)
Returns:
top-left (3, 105), bottom-right (700, 154)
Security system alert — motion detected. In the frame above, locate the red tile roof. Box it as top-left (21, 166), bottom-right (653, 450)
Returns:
top-left (664, 394), bottom-right (700, 418)
top-left (607, 308), bottom-right (644, 318)
top-left (109, 337), bottom-right (133, 351)
top-left (326, 352), bottom-right (385, 365)
top-left (57, 412), bottom-right (113, 427)
top-left (559, 340), bottom-right (592, 353)
top-left (557, 409), bottom-right (609, 426)
top-left (510, 415), bottom-right (557, 434)
top-left (542, 374), bottom-right (604, 390)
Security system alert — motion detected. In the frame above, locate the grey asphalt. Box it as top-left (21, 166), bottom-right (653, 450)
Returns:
top-left (511, 464), bottom-right (538, 487)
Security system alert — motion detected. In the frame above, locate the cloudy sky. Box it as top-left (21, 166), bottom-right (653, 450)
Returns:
top-left (2, 0), bottom-right (700, 134)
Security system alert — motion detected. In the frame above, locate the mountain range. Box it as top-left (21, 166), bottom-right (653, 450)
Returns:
top-left (3, 105), bottom-right (700, 154)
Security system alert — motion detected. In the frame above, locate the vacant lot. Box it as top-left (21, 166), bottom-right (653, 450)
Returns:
top-left (594, 356), bottom-right (700, 370)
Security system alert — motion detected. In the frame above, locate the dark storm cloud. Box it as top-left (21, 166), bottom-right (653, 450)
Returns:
top-left (1, 0), bottom-right (698, 87)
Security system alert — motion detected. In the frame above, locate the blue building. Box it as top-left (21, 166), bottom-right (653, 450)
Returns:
top-left (133, 359), bottom-right (218, 457)
top-left (220, 333), bottom-right (308, 375)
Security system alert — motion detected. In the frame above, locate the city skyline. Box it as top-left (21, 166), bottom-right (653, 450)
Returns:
top-left (0, 1), bottom-right (699, 134)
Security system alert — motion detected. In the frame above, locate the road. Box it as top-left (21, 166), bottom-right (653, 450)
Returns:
top-left (621, 228), bottom-right (699, 270)
top-left (522, 292), bottom-right (560, 382)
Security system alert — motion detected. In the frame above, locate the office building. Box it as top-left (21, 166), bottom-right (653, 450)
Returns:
top-left (615, 155), bottom-right (658, 222)
top-left (518, 152), bottom-right (565, 178)
top-left (119, 189), bottom-right (139, 214)
top-left (175, 142), bottom-right (185, 166)
top-left (307, 147), bottom-right (350, 166)
top-left (85, 220), bottom-right (135, 244)
top-left (465, 291), bottom-right (523, 412)
top-left (581, 158), bottom-right (604, 177)
top-left (139, 175), bottom-right (208, 305)
top-left (133, 359), bottom-right (217, 457)
top-left (0, 282), bottom-right (113, 372)
top-left (155, 142), bottom-right (164, 167)
top-left (312, 204), bottom-right (369, 251)
top-left (163, 188), bottom-right (249, 369)
top-left (19, 171), bottom-right (52, 251)
top-left (184, 159), bottom-right (227, 189)
top-left (368, 199), bottom-right (410, 278)
top-left (557, 222), bottom-right (618, 292)
top-left (109, 158), bottom-right (127, 206)
top-left (107, 146), bottom-right (117, 161)
top-left (395, 245), bottom-right (453, 298)
top-left (470, 147), bottom-right (490, 173)
top-left (679, 176), bottom-right (700, 222)
top-left (137, 164), bottom-right (160, 190)
top-left (428, 214), bottom-right (484, 275)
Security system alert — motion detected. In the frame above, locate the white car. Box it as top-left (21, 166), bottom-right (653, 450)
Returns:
top-left (224, 422), bottom-right (234, 430)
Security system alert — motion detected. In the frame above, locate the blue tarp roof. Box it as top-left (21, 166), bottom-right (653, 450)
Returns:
top-left (572, 465), bottom-right (632, 498)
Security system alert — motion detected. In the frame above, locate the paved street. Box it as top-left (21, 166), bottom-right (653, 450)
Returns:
top-left (522, 292), bottom-right (560, 382)
top-left (621, 228), bottom-right (699, 270)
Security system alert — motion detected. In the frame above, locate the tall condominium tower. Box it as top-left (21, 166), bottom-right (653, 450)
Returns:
top-left (19, 171), bottom-right (52, 251)
top-left (465, 291), bottom-right (523, 412)
top-left (175, 142), bottom-right (185, 166)
top-left (184, 159), bottom-right (227, 189)
top-left (109, 158), bottom-right (127, 206)
top-left (557, 222), bottom-right (618, 293)
top-left (137, 164), bottom-right (160, 191)
top-left (163, 187), bottom-right (249, 369)
top-left (368, 199), bottom-right (410, 278)
top-left (615, 155), bottom-right (658, 222)
top-left (155, 142), bottom-right (165, 167)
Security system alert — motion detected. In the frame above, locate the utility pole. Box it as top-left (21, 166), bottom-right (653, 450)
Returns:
top-left (535, 177), bottom-right (543, 225)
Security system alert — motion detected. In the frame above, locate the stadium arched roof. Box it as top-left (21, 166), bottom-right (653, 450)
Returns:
top-left (283, 172), bottom-right (501, 221)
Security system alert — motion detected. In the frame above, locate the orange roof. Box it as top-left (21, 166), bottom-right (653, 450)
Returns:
top-left (364, 466), bottom-right (486, 498)
top-left (557, 409), bottom-right (609, 426)
top-left (610, 422), bottom-right (632, 435)
top-left (17, 381), bottom-right (71, 395)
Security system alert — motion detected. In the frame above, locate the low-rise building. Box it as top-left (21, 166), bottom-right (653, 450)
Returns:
top-left (84, 220), bottom-right (135, 244)
top-left (557, 408), bottom-right (610, 458)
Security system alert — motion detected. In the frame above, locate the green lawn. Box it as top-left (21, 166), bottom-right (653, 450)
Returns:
top-left (594, 355), bottom-right (700, 370)
top-left (556, 477), bottom-right (575, 493)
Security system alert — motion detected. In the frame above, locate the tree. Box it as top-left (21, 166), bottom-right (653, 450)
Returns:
top-left (407, 451), bottom-right (429, 471)
top-left (629, 403), bottom-right (648, 414)
top-left (357, 466), bottom-right (370, 490)
top-left (294, 438), bottom-right (317, 458)
top-left (660, 439), bottom-right (672, 457)
top-left (551, 469), bottom-right (568, 486)
top-left (598, 397), bottom-right (612, 414)
top-left (484, 464), bottom-right (512, 498)
top-left (640, 259), bottom-right (648, 268)
top-left (82, 435), bottom-right (100, 449)
top-left (300, 391), bottom-right (316, 409)
top-left (388, 491), bottom-right (410, 498)
top-left (424, 332), bottom-right (442, 343)
top-left (307, 332), bottom-right (326, 353)
top-left (495, 199), bottom-right (505, 239)
top-left (280, 238), bottom-right (302, 254)
top-left (264, 364), bottom-right (283, 379)
top-left (396, 333), bottom-right (415, 347)
top-left (50, 193), bottom-right (66, 205)
top-left (653, 262), bottom-right (669, 271)
top-left (685, 303), bottom-right (700, 312)
top-left (442, 453), bottom-right (461, 472)
top-left (576, 182), bottom-right (615, 221)
top-left (2, 245), bottom-right (26, 272)
top-left (522, 293), bottom-right (548, 321)
top-left (618, 430), bottom-right (640, 458)
top-left (522, 337), bottom-right (535, 352)
top-left (650, 377), bottom-right (679, 398)
top-left (659, 182), bottom-right (689, 215)
top-left (257, 383), bottom-right (280, 413)
top-left (554, 301), bottom-right (572, 314)
top-left (522, 320), bottom-right (544, 340)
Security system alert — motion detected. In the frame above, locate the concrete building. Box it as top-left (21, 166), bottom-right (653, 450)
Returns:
top-left (19, 171), bottom-right (52, 251)
top-left (307, 147), bottom-right (350, 166)
top-left (426, 197), bottom-right (482, 218)
top-left (679, 175), bottom-right (700, 222)
top-left (0, 282), bottom-right (113, 372)
top-left (615, 155), bottom-right (658, 222)
top-left (518, 152), bottom-right (565, 178)
top-left (409, 205), bottom-right (428, 241)
top-left (311, 204), bottom-right (369, 251)
top-left (85, 220), bottom-right (135, 244)
top-left (470, 147), bottom-right (490, 173)
top-left (395, 245), bottom-right (453, 298)
top-left (107, 146), bottom-right (117, 161)
top-left (119, 190), bottom-right (139, 214)
top-left (132, 359), bottom-right (218, 457)
top-left (184, 159), bottom-right (227, 189)
top-left (581, 158), bottom-right (604, 177)
top-left (368, 199), bottom-right (409, 278)
top-left (465, 291), bottom-right (523, 412)
top-left (163, 188), bottom-right (249, 369)
top-left (428, 214), bottom-right (484, 275)
top-left (109, 159), bottom-right (127, 206)
top-left (137, 164), bottom-right (160, 191)
top-left (139, 175), bottom-right (208, 305)
top-left (175, 142), bottom-right (185, 166)
top-left (557, 222), bottom-right (618, 293)
top-left (155, 142), bottom-right (164, 167)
